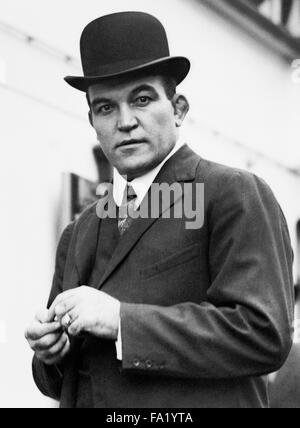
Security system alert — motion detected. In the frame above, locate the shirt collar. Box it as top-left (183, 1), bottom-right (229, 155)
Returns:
top-left (113, 139), bottom-right (185, 208)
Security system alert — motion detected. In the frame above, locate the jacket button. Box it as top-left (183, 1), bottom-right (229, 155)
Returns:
top-left (146, 360), bottom-right (153, 369)
top-left (133, 359), bottom-right (140, 368)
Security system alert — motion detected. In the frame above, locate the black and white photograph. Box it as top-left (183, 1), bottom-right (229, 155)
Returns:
top-left (1, 0), bottom-right (300, 410)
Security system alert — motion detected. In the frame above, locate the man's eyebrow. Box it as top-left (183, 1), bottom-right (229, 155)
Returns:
top-left (90, 84), bottom-right (158, 108)
top-left (130, 84), bottom-right (158, 96)
top-left (90, 97), bottom-right (112, 109)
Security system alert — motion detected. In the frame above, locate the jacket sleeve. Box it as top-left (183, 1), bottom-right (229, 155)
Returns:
top-left (32, 223), bottom-right (74, 400)
top-left (120, 171), bottom-right (295, 379)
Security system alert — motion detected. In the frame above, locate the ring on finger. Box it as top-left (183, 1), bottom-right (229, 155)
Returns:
top-left (62, 313), bottom-right (72, 329)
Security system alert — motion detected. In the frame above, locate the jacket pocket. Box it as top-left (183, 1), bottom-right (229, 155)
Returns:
top-left (140, 243), bottom-right (200, 280)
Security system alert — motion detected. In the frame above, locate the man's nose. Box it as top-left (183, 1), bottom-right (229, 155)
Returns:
top-left (117, 105), bottom-right (138, 132)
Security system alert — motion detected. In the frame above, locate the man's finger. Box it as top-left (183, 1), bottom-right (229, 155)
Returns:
top-left (48, 290), bottom-right (77, 320)
top-left (42, 338), bottom-right (70, 366)
top-left (54, 298), bottom-right (78, 322)
top-left (35, 308), bottom-right (53, 324)
top-left (38, 333), bottom-right (68, 358)
top-left (34, 331), bottom-right (63, 352)
top-left (68, 309), bottom-right (79, 325)
top-left (61, 313), bottom-right (73, 330)
top-left (68, 319), bottom-right (84, 337)
top-left (26, 321), bottom-right (61, 341)
top-left (48, 333), bottom-right (69, 356)
top-left (62, 310), bottom-right (80, 333)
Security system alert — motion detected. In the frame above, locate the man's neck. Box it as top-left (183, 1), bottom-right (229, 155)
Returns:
top-left (124, 139), bottom-right (184, 182)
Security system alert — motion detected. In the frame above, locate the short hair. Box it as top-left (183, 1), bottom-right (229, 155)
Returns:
top-left (86, 73), bottom-right (177, 107)
top-left (160, 74), bottom-right (177, 100)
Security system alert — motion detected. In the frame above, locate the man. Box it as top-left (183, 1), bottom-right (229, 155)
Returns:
top-left (25, 12), bottom-right (294, 408)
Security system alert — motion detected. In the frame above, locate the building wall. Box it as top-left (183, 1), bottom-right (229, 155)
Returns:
top-left (0, 29), bottom-right (97, 408)
top-left (0, 0), bottom-right (299, 407)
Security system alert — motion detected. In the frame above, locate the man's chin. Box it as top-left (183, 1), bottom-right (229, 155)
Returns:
top-left (117, 158), bottom-right (158, 180)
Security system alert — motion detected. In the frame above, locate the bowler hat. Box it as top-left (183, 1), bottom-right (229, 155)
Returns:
top-left (65, 12), bottom-right (190, 92)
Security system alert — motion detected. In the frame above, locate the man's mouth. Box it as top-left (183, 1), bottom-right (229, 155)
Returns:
top-left (117, 139), bottom-right (146, 148)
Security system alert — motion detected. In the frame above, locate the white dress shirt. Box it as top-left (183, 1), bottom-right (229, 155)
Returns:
top-left (113, 139), bottom-right (185, 360)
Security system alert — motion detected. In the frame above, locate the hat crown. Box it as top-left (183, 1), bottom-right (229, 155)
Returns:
top-left (80, 12), bottom-right (170, 77)
top-left (65, 11), bottom-right (190, 92)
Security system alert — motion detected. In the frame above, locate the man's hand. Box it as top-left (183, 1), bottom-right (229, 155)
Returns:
top-left (25, 309), bottom-right (71, 366)
top-left (48, 287), bottom-right (121, 340)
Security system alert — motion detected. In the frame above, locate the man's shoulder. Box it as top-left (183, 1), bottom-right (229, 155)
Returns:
top-left (75, 200), bottom-right (99, 225)
top-left (197, 157), bottom-right (253, 182)
top-left (195, 157), bottom-right (276, 204)
top-left (197, 157), bottom-right (269, 188)
top-left (62, 201), bottom-right (98, 236)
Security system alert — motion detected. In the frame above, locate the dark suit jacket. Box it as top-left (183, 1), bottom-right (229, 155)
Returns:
top-left (32, 144), bottom-right (294, 408)
top-left (269, 343), bottom-right (300, 408)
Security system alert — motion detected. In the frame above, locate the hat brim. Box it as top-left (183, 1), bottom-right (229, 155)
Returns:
top-left (64, 56), bottom-right (190, 92)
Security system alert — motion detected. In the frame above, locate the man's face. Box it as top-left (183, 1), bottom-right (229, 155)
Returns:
top-left (88, 75), bottom-right (179, 181)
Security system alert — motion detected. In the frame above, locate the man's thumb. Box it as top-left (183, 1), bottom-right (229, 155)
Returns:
top-left (36, 308), bottom-right (52, 324)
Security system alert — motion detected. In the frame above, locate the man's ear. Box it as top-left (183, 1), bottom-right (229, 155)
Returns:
top-left (172, 94), bottom-right (190, 128)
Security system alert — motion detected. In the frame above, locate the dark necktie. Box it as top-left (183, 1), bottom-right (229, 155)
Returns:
top-left (118, 185), bottom-right (137, 236)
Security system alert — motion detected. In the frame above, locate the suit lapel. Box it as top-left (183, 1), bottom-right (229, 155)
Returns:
top-left (98, 144), bottom-right (201, 289)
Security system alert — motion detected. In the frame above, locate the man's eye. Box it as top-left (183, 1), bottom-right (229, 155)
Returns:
top-left (135, 96), bottom-right (151, 106)
top-left (98, 105), bottom-right (113, 114)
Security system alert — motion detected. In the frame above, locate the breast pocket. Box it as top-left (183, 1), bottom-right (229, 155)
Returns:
top-left (140, 243), bottom-right (200, 280)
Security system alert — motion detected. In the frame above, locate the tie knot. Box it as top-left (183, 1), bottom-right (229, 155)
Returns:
top-left (123, 185), bottom-right (137, 204)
